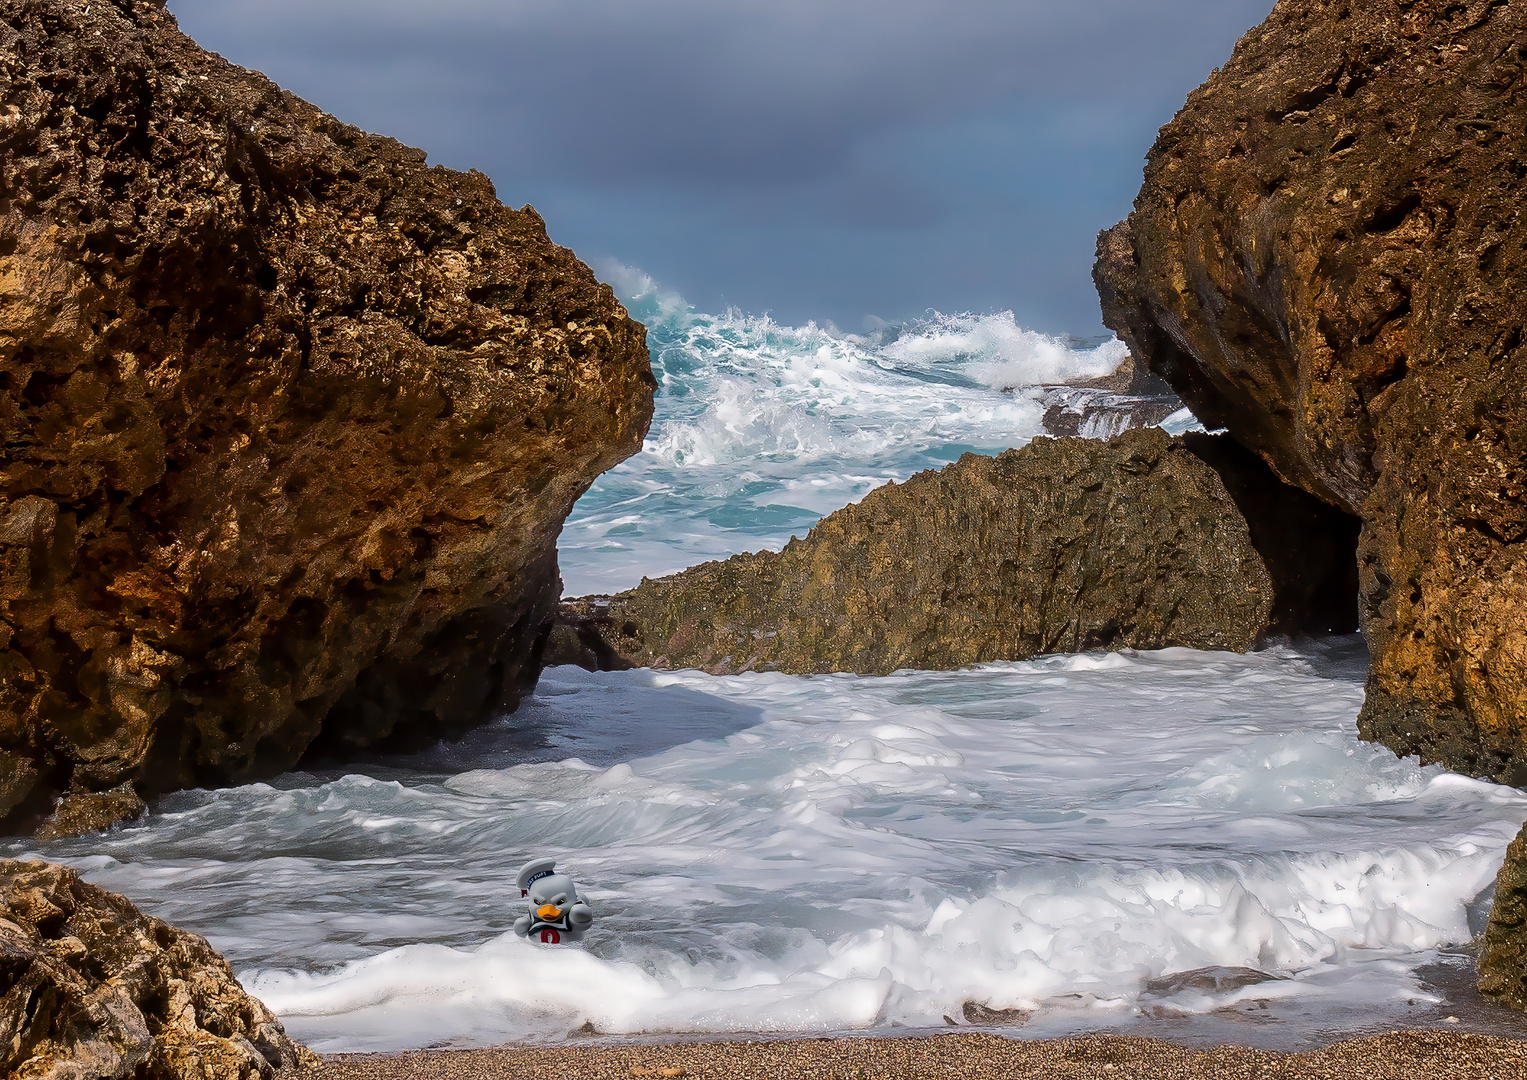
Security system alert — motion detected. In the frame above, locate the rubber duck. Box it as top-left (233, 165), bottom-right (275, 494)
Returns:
top-left (512, 857), bottom-right (594, 943)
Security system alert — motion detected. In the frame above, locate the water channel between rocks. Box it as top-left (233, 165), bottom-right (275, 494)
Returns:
top-left (9, 275), bottom-right (1524, 1052)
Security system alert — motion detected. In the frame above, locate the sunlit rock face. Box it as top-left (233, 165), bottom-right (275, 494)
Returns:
top-left (1094, 0), bottom-right (1527, 785)
top-left (0, 0), bottom-right (655, 833)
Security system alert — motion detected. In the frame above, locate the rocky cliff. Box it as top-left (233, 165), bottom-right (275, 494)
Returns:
top-left (0, 857), bottom-right (317, 1078)
top-left (0, 0), bottom-right (655, 834)
top-left (554, 429), bottom-right (1359, 676)
top-left (1094, 0), bottom-right (1527, 783)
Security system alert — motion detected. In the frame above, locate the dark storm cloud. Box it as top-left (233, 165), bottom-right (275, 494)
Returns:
top-left (167, 0), bottom-right (1273, 331)
top-left (172, 0), bottom-right (1265, 187)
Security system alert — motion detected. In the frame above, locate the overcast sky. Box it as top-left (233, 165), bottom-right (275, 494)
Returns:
top-left (167, 1), bottom-right (1273, 335)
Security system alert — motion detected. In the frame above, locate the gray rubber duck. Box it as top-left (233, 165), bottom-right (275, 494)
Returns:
top-left (512, 857), bottom-right (594, 943)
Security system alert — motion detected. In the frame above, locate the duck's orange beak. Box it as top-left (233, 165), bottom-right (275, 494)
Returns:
top-left (536, 904), bottom-right (561, 920)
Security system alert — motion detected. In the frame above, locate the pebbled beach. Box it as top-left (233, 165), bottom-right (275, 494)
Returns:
top-left (322, 1030), bottom-right (1527, 1080)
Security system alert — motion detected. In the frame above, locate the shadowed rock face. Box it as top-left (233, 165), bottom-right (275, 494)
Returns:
top-left (1480, 824), bottom-right (1527, 1011)
top-left (0, 0), bottom-right (655, 832)
top-left (0, 857), bottom-right (317, 1078)
top-left (1480, 824), bottom-right (1527, 1012)
top-left (1094, 0), bottom-right (1527, 783)
top-left (556, 429), bottom-right (1359, 677)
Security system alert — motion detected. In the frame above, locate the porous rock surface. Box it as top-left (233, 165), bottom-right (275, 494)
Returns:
top-left (1478, 822), bottom-right (1527, 1011)
top-left (0, 0), bottom-right (654, 832)
top-left (0, 857), bottom-right (316, 1078)
top-left (1094, 0), bottom-right (1527, 782)
top-left (555, 428), bottom-right (1359, 676)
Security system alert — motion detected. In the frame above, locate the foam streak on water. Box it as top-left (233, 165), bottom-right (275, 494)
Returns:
top-left (12, 642), bottom-right (1524, 1051)
top-left (559, 264), bottom-right (1127, 594)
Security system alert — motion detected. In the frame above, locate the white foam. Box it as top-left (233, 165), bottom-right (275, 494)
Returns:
top-left (878, 310), bottom-right (1126, 388)
top-left (16, 642), bottom-right (1523, 1051)
top-left (6, 271), bottom-right (1490, 1053)
top-left (1159, 406), bottom-right (1206, 436)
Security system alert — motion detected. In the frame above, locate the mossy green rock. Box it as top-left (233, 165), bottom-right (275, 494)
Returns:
top-left (560, 428), bottom-right (1358, 676)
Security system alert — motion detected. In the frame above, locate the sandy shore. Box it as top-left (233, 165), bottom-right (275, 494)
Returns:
top-left (321, 1030), bottom-right (1527, 1079)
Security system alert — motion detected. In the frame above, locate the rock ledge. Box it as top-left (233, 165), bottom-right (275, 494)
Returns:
top-left (555, 430), bottom-right (1359, 676)
top-left (1093, 0), bottom-right (1527, 783)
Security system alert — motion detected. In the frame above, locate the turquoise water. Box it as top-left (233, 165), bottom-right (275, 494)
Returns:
top-left (558, 263), bottom-right (1134, 595)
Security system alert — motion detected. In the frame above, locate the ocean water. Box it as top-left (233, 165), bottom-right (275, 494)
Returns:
top-left (6, 273), bottom-right (1523, 1053)
top-left (14, 646), bottom-right (1525, 1052)
top-left (558, 263), bottom-right (1176, 595)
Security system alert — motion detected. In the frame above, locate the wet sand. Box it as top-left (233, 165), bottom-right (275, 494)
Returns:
top-left (322, 1029), bottom-right (1527, 1080)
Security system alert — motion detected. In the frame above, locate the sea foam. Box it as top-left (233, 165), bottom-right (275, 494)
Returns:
top-left (18, 643), bottom-right (1524, 1051)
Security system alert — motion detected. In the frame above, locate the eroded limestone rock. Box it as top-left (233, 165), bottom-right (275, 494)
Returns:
top-left (34, 783), bottom-right (147, 841)
top-left (558, 429), bottom-right (1358, 676)
top-left (0, 857), bottom-right (317, 1078)
top-left (0, 0), bottom-right (654, 832)
top-left (1093, 0), bottom-right (1527, 783)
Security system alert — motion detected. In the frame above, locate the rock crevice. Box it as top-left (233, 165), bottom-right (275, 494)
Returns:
top-left (1093, 0), bottom-right (1527, 784)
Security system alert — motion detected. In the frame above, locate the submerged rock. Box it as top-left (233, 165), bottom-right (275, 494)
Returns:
top-left (558, 428), bottom-right (1358, 676)
top-left (0, 857), bottom-right (317, 1078)
top-left (0, 0), bottom-right (654, 832)
top-left (1094, 0), bottom-right (1527, 783)
top-left (960, 1001), bottom-right (1028, 1026)
top-left (1038, 387), bottom-right (1182, 440)
top-left (1142, 966), bottom-right (1285, 999)
top-left (1038, 351), bottom-right (1184, 439)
